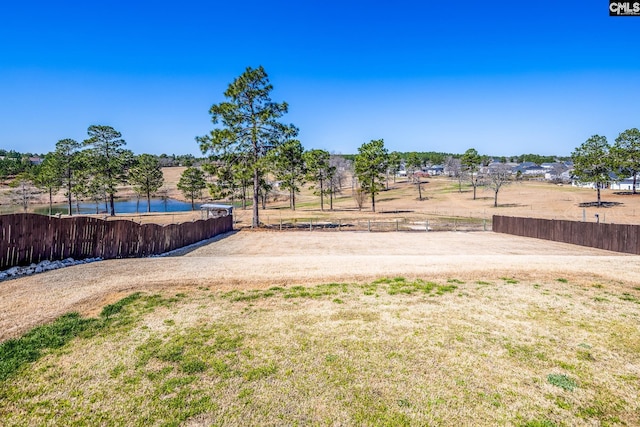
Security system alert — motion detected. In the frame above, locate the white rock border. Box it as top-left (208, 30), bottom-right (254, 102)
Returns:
top-left (0, 257), bottom-right (103, 282)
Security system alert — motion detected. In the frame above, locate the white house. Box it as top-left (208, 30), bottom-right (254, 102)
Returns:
top-left (611, 176), bottom-right (640, 191)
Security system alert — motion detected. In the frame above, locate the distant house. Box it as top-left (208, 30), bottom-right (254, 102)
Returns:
top-left (611, 176), bottom-right (640, 191)
top-left (28, 156), bottom-right (44, 165)
top-left (572, 180), bottom-right (600, 189)
top-left (425, 165), bottom-right (444, 176)
top-left (486, 162), bottom-right (517, 173)
top-left (572, 172), bottom-right (617, 189)
top-left (543, 162), bottom-right (570, 182)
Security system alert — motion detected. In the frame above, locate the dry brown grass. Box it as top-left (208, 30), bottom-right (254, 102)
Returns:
top-left (1, 231), bottom-right (637, 342)
top-left (2, 275), bottom-right (639, 425)
top-left (238, 177), bottom-right (640, 227)
top-left (5, 167), bottom-right (640, 226)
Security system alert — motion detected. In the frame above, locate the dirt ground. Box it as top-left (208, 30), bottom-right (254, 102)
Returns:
top-left (1, 230), bottom-right (638, 342)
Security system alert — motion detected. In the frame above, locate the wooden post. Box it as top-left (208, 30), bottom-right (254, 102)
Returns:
top-left (368, 220), bottom-right (371, 232)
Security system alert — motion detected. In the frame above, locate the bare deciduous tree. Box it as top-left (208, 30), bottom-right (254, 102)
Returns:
top-left (9, 173), bottom-right (40, 212)
top-left (352, 186), bottom-right (367, 211)
top-left (486, 164), bottom-right (512, 207)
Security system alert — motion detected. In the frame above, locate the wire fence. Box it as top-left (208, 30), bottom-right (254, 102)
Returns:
top-left (260, 216), bottom-right (492, 232)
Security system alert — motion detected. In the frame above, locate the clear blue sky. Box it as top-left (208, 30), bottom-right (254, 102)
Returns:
top-left (1, 1), bottom-right (638, 157)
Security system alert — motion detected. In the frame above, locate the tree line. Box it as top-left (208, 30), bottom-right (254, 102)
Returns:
top-left (0, 150), bottom-right (45, 179)
top-left (5, 126), bottom-right (165, 216)
top-left (5, 65), bottom-right (634, 220)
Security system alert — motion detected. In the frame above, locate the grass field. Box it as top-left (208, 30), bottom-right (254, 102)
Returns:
top-left (1, 231), bottom-right (640, 426)
top-left (2, 276), bottom-right (639, 426)
top-left (2, 167), bottom-right (640, 425)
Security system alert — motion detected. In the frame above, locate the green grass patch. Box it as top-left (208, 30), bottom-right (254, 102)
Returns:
top-left (521, 420), bottom-right (557, 427)
top-left (100, 292), bottom-right (142, 319)
top-left (0, 292), bottom-right (145, 382)
top-left (0, 313), bottom-right (98, 382)
top-left (547, 374), bottom-right (577, 391)
top-left (619, 293), bottom-right (639, 303)
top-left (504, 342), bottom-right (547, 362)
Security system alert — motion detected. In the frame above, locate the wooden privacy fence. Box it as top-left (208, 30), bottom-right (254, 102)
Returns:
top-left (493, 215), bottom-right (640, 255)
top-left (0, 213), bottom-right (233, 269)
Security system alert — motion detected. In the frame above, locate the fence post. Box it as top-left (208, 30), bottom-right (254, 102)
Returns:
top-left (396, 219), bottom-right (399, 232)
top-left (454, 219), bottom-right (457, 231)
top-left (368, 220), bottom-right (371, 232)
top-left (310, 219), bottom-right (312, 231)
top-left (483, 219), bottom-right (486, 231)
top-left (338, 219), bottom-right (341, 231)
top-left (426, 220), bottom-right (429, 232)
top-left (279, 218), bottom-right (282, 231)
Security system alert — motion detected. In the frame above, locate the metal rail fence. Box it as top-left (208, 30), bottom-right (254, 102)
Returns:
top-left (261, 217), bottom-right (491, 232)
top-left (0, 213), bottom-right (233, 269)
top-left (493, 215), bottom-right (640, 255)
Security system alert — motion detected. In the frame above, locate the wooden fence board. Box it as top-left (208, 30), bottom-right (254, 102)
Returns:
top-left (0, 213), bottom-right (232, 269)
top-left (493, 215), bottom-right (640, 255)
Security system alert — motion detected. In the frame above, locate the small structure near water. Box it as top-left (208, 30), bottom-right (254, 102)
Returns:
top-left (200, 204), bottom-right (233, 219)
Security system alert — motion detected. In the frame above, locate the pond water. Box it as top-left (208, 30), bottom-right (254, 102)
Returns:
top-left (34, 198), bottom-right (201, 215)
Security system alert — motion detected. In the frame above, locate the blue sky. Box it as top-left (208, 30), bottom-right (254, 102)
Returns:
top-left (1, 1), bottom-right (638, 157)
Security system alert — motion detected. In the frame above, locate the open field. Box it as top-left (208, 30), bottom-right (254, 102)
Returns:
top-left (4, 167), bottom-right (640, 227)
top-left (3, 171), bottom-right (640, 425)
top-left (2, 231), bottom-right (640, 425)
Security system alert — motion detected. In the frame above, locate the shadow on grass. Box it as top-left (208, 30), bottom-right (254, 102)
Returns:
top-left (578, 202), bottom-right (623, 208)
top-left (162, 231), bottom-right (238, 257)
top-left (378, 210), bottom-right (415, 214)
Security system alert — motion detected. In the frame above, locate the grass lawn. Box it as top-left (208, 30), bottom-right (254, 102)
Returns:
top-left (2, 276), bottom-right (639, 426)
